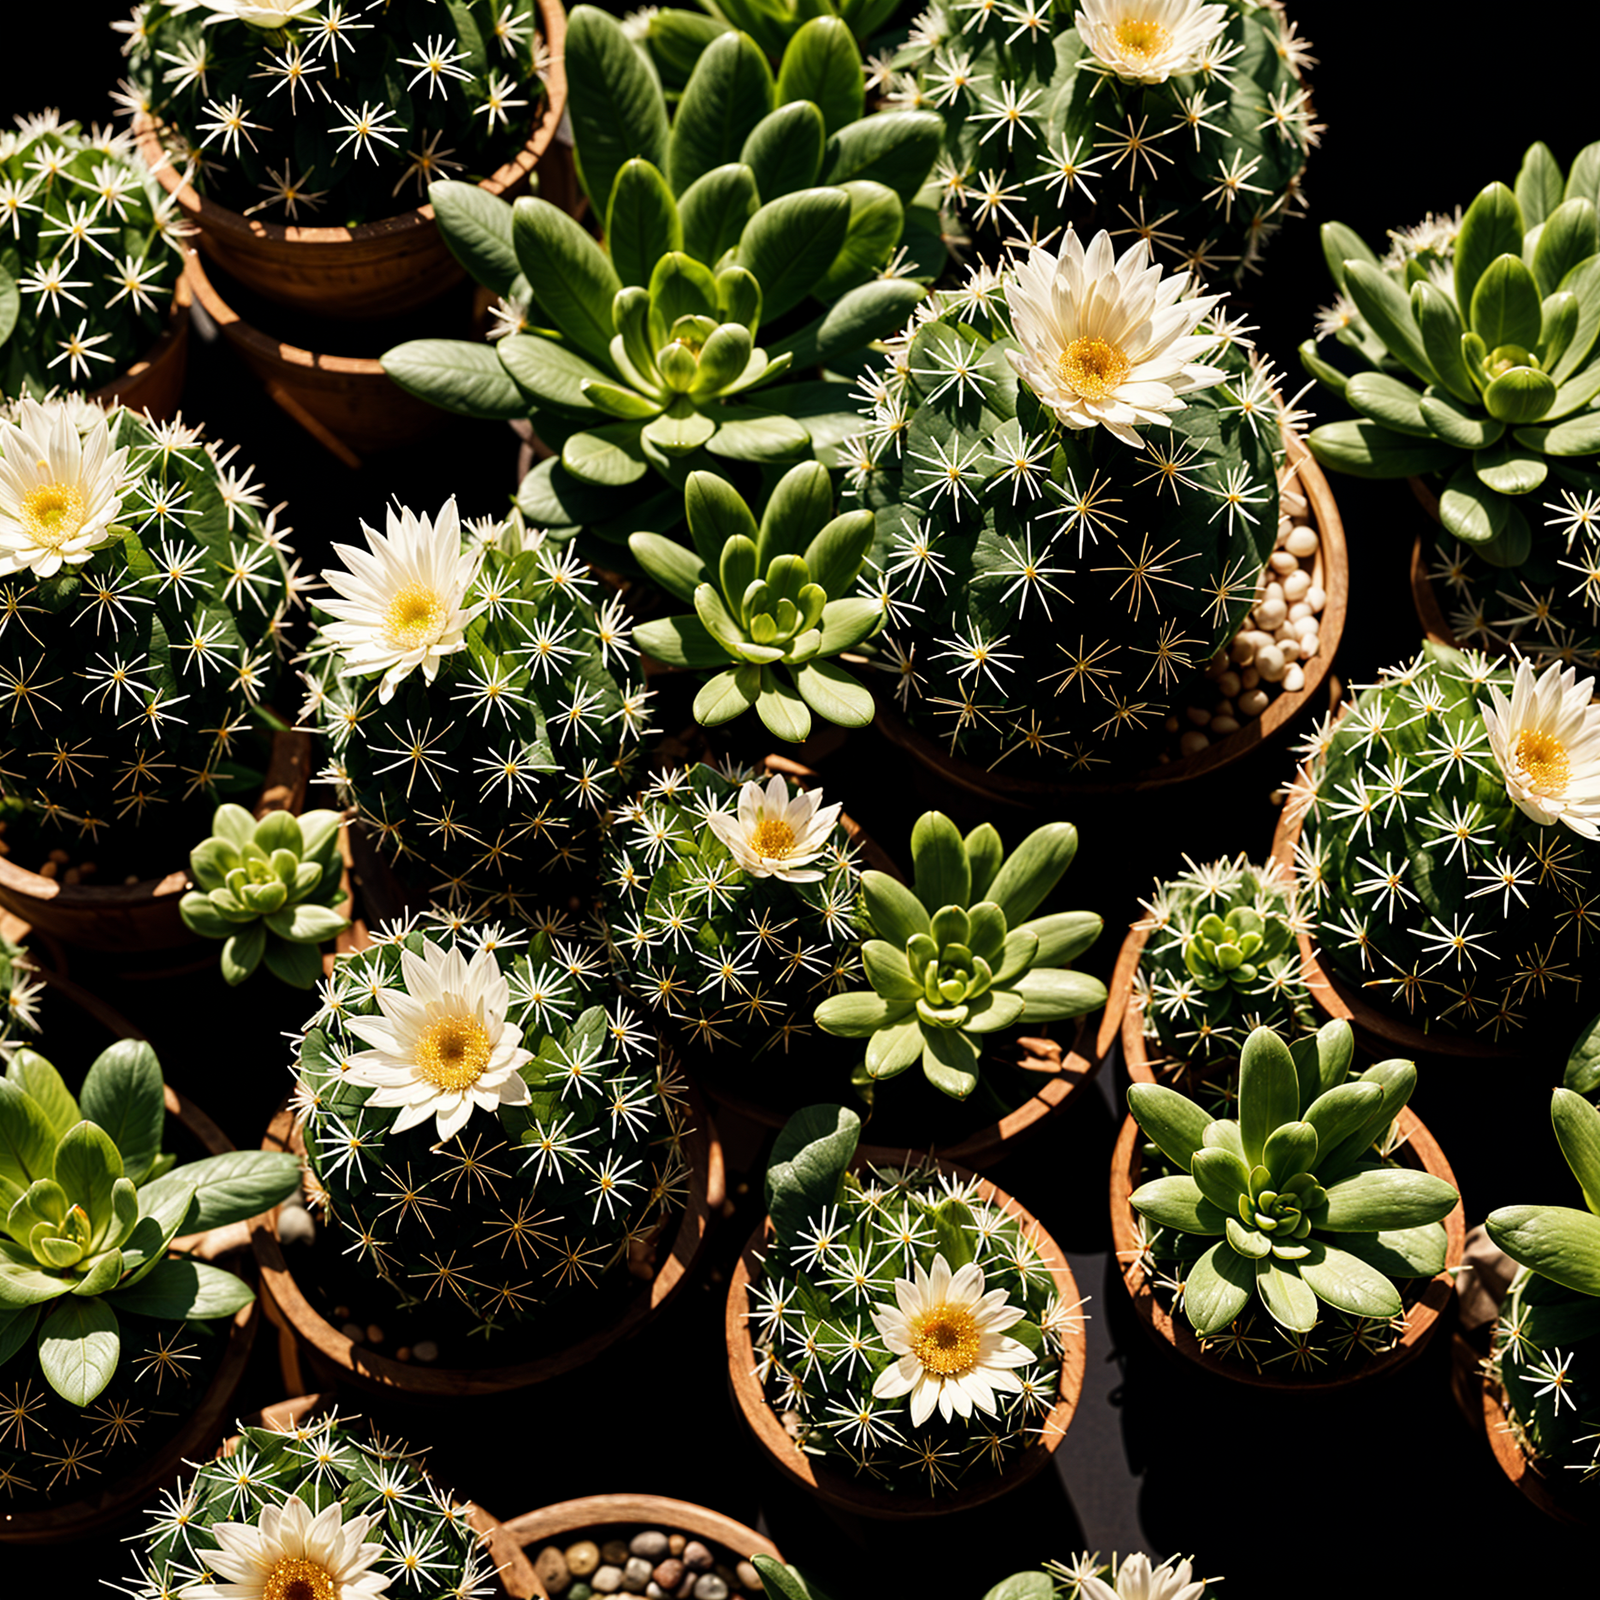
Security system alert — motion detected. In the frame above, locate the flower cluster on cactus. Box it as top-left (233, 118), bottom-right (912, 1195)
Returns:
top-left (117, 0), bottom-right (550, 225)
top-left (0, 111), bottom-right (185, 393)
top-left (1302, 141), bottom-right (1600, 595)
top-left (1288, 645), bottom-right (1600, 1039)
top-left (599, 764), bottom-right (863, 1064)
top-left (990, 1552), bottom-right (1219, 1600)
top-left (631, 464), bottom-right (883, 739)
top-left (1133, 852), bottom-right (1313, 1073)
top-left (816, 811), bottom-right (1105, 1101)
top-left (179, 803), bottom-right (350, 987)
top-left (842, 228), bottom-right (1286, 776)
top-left (881, 0), bottom-right (1317, 282)
top-left (749, 1105), bottom-right (1076, 1495)
top-left (384, 6), bottom-right (941, 548)
top-left (1126, 1021), bottom-right (1458, 1362)
top-left (0, 1040), bottom-right (298, 1504)
top-left (0, 395), bottom-right (297, 856)
top-left (293, 923), bottom-right (691, 1350)
top-left (122, 1407), bottom-right (504, 1599)
top-left (301, 497), bottom-right (648, 909)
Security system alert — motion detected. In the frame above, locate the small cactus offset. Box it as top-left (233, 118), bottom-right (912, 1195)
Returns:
top-left (122, 1407), bottom-right (507, 1599)
top-left (0, 395), bottom-right (296, 851)
top-left (294, 922), bottom-right (691, 1349)
top-left (301, 499), bottom-right (648, 909)
top-left (843, 230), bottom-right (1282, 777)
top-left (598, 764), bottom-right (864, 1062)
top-left (882, 0), bottom-right (1317, 282)
top-left (1288, 644), bottom-right (1600, 1040)
top-left (1133, 852), bottom-right (1314, 1072)
top-left (119, 0), bottom-right (550, 225)
top-left (749, 1106), bottom-right (1077, 1497)
top-left (0, 112), bottom-right (186, 393)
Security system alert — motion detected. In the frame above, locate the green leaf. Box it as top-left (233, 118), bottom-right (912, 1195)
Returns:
top-left (263, 904), bottom-right (348, 945)
top-left (980, 1575), bottom-right (1055, 1600)
top-left (1514, 409), bottom-right (1600, 457)
top-left (1553, 1087), bottom-right (1600, 1217)
top-left (1345, 260), bottom-right (1437, 386)
top-left (703, 405), bottom-right (812, 462)
top-left (754, 667), bottom-right (811, 741)
top-left (1255, 1257), bottom-right (1318, 1332)
top-left (153, 1151), bottom-right (300, 1233)
top-left (1263, 1121), bottom-right (1318, 1183)
top-left (1516, 141), bottom-right (1566, 228)
top-left (1456, 181), bottom-right (1524, 324)
top-left (72, 1247), bottom-right (124, 1298)
top-left (1303, 1081), bottom-right (1383, 1161)
top-left (1185, 1240), bottom-right (1255, 1336)
top-left (104, 1257), bottom-right (254, 1321)
top-left (1411, 281), bottom-right (1478, 403)
top-left (607, 159), bottom-right (683, 290)
top-left (0, 1260), bottom-right (70, 1308)
top-left (263, 937), bottom-right (325, 990)
top-left (865, 1017), bottom-right (923, 1080)
top-left (0, 1079), bottom-right (64, 1195)
top-left (1127, 1083), bottom-right (1213, 1172)
top-left (188, 833), bottom-right (240, 892)
top-left (1551, 257), bottom-right (1600, 383)
top-left (1321, 219), bottom-right (1382, 293)
top-left (633, 615), bottom-right (730, 669)
top-left (119, 1179), bottom-right (197, 1286)
top-left (1439, 462), bottom-right (1511, 545)
top-left (962, 989), bottom-right (1026, 1034)
top-left (1008, 968), bottom-right (1106, 1022)
top-left (512, 198), bottom-right (622, 366)
top-left (567, 5), bottom-right (670, 217)
top-left (1488, 1204), bottom-right (1600, 1296)
top-left (0, 1304), bottom-right (37, 1368)
top-left (814, 181), bottom-right (902, 301)
top-left (1306, 419), bottom-right (1459, 479)
top-left (693, 665), bottom-right (762, 726)
top-left (1319, 1167), bottom-right (1458, 1232)
top-left (630, 531), bottom-right (709, 604)
top-left (814, 990), bottom-right (914, 1038)
top-left (777, 16), bottom-right (863, 137)
top-left (1534, 198), bottom-right (1600, 300)
top-left (1417, 391), bottom-right (1502, 449)
top-left (677, 164), bottom-right (762, 269)
top-left (221, 922), bottom-right (266, 986)
top-left (794, 660), bottom-right (874, 727)
top-left (0, 266), bottom-right (16, 350)
top-left (1470, 254), bottom-right (1545, 352)
top-left (1472, 437), bottom-right (1548, 495)
top-left (736, 187), bottom-right (852, 322)
top-left (910, 811), bottom-right (969, 914)
top-left (921, 1026), bottom-right (980, 1100)
top-left (741, 102), bottom-right (826, 205)
top-left (1565, 1011), bottom-right (1600, 1096)
top-left (496, 335), bottom-right (613, 416)
top-left (1329, 1223), bottom-right (1448, 1280)
top-left (381, 338), bottom-right (530, 421)
top-left (862, 871), bottom-right (930, 945)
top-left (1297, 1241), bottom-right (1402, 1320)
top-left (564, 421), bottom-right (652, 485)
top-left (985, 823), bottom-right (1077, 924)
top-left (822, 111), bottom-right (943, 205)
top-left (6, 1052), bottom-right (79, 1143)
top-left (1190, 1145), bottom-right (1251, 1213)
top-left (430, 178), bottom-right (520, 297)
top-left (79, 1041), bottom-right (164, 1188)
top-left (992, 928), bottom-right (1040, 986)
top-left (1238, 1027), bottom-right (1299, 1169)
top-left (53, 1122), bottom-right (123, 1246)
top-left (765, 1103), bottom-right (860, 1248)
top-left (1344, 371), bottom-right (1432, 436)
top-left (669, 30), bottom-right (775, 197)
top-left (803, 509), bottom-right (874, 597)
top-left (1012, 910), bottom-right (1100, 969)
top-left (37, 1296), bottom-right (119, 1406)
top-left (1128, 1175), bottom-right (1227, 1236)
top-left (861, 940), bottom-right (920, 1000)
top-left (1482, 364), bottom-right (1558, 424)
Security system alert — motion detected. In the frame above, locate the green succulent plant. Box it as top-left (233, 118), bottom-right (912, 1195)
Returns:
top-left (0, 1040), bottom-right (298, 1405)
top-left (179, 803), bottom-right (349, 988)
top-left (631, 463), bottom-right (882, 738)
top-left (383, 6), bottom-right (940, 548)
top-left (647, 0), bottom-right (901, 78)
top-left (815, 812), bottom-right (1105, 1100)
top-left (1127, 1021), bottom-right (1458, 1337)
top-left (1302, 140), bottom-right (1600, 571)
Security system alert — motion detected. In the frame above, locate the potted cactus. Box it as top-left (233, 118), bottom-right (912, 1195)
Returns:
top-left (1111, 1020), bottom-right (1464, 1386)
top-left (300, 497), bottom-right (646, 917)
top-left (383, 6), bottom-right (942, 552)
top-left (984, 1554), bottom-right (1222, 1600)
top-left (1272, 643), bottom-right (1600, 1054)
top-left (0, 1038), bottom-right (300, 1538)
top-left (0, 394), bottom-right (307, 956)
top-left (1301, 140), bottom-right (1600, 663)
top-left (725, 1105), bottom-right (1086, 1515)
top-left (846, 228), bottom-right (1345, 796)
top-left (255, 921), bottom-right (720, 1397)
top-left (1105, 852), bottom-right (1315, 1087)
top-left (883, 0), bottom-right (1317, 282)
top-left (0, 111), bottom-right (188, 417)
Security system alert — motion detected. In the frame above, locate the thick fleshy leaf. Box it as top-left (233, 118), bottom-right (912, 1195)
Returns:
top-left (1008, 969), bottom-right (1105, 1022)
top-left (985, 823), bottom-right (1077, 925)
top-left (777, 17), bottom-right (863, 137)
top-left (564, 421), bottom-right (652, 486)
top-left (263, 904), bottom-right (349, 945)
top-left (430, 179), bottom-right (520, 297)
top-left (1013, 911), bottom-right (1100, 969)
top-left (754, 668), bottom-right (811, 741)
top-left (1455, 181), bottom-right (1524, 323)
top-left (499, 335), bottom-right (614, 414)
top-left (1298, 1241), bottom-right (1402, 1320)
top-left (702, 406), bottom-right (811, 461)
top-left (678, 163), bottom-right (762, 268)
top-left (1345, 260), bottom-right (1437, 386)
top-left (815, 990), bottom-right (915, 1038)
top-left (1318, 1167), bottom-right (1458, 1232)
top-left (862, 872), bottom-right (929, 945)
top-left (794, 660), bottom-right (874, 728)
top-left (865, 1018), bottom-right (923, 1080)
top-left (150, 1151), bottom-right (300, 1233)
top-left (0, 1079), bottom-right (57, 1195)
top-left (765, 1103), bottom-right (859, 1249)
top-left (607, 158), bottom-right (683, 290)
top-left (910, 811), bottom-right (969, 914)
top-left (1514, 409), bottom-right (1600, 457)
top-left (741, 101), bottom-right (826, 205)
top-left (921, 1026), bottom-right (980, 1100)
top-left (79, 1041), bottom-right (164, 1188)
top-left (53, 1122), bottom-right (123, 1246)
top-left (1411, 280), bottom-right (1478, 403)
top-left (1483, 364), bottom-right (1557, 424)
top-left (381, 339), bottom-right (530, 420)
top-left (0, 1303), bottom-right (37, 1368)
top-left (962, 989), bottom-right (1026, 1034)
top-left (105, 1258), bottom-right (254, 1321)
top-left (1185, 1240), bottom-right (1255, 1336)
top-left (1566, 1011), bottom-right (1600, 1096)
top-left (118, 1181), bottom-right (197, 1286)
top-left (1550, 256), bottom-right (1600, 383)
top-left (1532, 197), bottom-right (1599, 299)
top-left (220, 923), bottom-right (266, 986)
top-left (1440, 462), bottom-right (1511, 544)
top-left (1127, 1083), bottom-right (1214, 1172)
top-left (1128, 1176), bottom-right (1227, 1236)
top-left (1190, 1145), bottom-right (1251, 1212)
top-left (737, 187), bottom-right (852, 322)
top-left (1303, 1081), bottom-right (1383, 1164)
top-left (1553, 1088), bottom-right (1600, 1217)
top-left (512, 198), bottom-right (623, 366)
top-left (1238, 1027), bottom-right (1300, 1169)
top-left (1328, 1222), bottom-right (1448, 1280)
top-left (668, 30), bottom-right (775, 197)
top-left (771, 277), bottom-right (926, 373)
top-left (821, 111), bottom-right (943, 204)
top-left (1470, 253), bottom-right (1544, 352)
top-left (1487, 1204), bottom-right (1600, 1295)
top-left (37, 1296), bottom-right (119, 1406)
top-left (695, 665), bottom-right (763, 727)
top-left (814, 181), bottom-right (903, 301)
top-left (630, 531), bottom-right (709, 604)
top-left (633, 615), bottom-right (732, 670)
top-left (1306, 419), bottom-right (1459, 479)
top-left (1263, 1121), bottom-right (1318, 1184)
top-left (1344, 371), bottom-right (1431, 436)
top-left (1418, 391), bottom-right (1502, 449)
top-left (1321, 220), bottom-right (1382, 292)
top-left (6, 1052), bottom-right (79, 1143)
top-left (566, 4), bottom-right (670, 217)
top-left (1255, 1257), bottom-right (1318, 1332)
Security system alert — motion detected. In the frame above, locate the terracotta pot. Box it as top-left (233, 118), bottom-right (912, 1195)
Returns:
top-left (1406, 478), bottom-right (1460, 651)
top-left (872, 433), bottom-right (1348, 804)
top-left (132, 0), bottom-right (570, 321)
top-left (88, 272), bottom-right (192, 423)
top-left (219, 1394), bottom-right (541, 1591)
top-left (252, 1091), bottom-right (726, 1399)
top-left (0, 727), bottom-right (313, 956)
top-left (1109, 1108), bottom-right (1464, 1391)
top-left (1100, 920), bottom-right (1165, 1086)
top-left (0, 1080), bottom-right (259, 1543)
top-left (1267, 742), bottom-right (1516, 1061)
top-left (725, 1147), bottom-right (1087, 1518)
top-left (504, 1494), bottom-right (783, 1600)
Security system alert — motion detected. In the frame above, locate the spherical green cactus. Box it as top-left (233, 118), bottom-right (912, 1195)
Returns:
top-left (881, 0), bottom-right (1317, 282)
top-left (293, 922), bottom-right (691, 1350)
top-left (301, 500), bottom-right (647, 909)
top-left (0, 395), bottom-right (296, 855)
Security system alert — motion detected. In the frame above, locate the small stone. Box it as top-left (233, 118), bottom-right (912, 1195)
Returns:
top-left (1283, 663), bottom-right (1306, 693)
top-left (341, 1322), bottom-right (364, 1342)
top-left (1185, 705), bottom-right (1210, 727)
top-left (413, 1340), bottom-right (438, 1363)
top-left (571, 1588), bottom-right (594, 1600)
top-left (396, 1347), bottom-right (411, 1361)
top-left (623, 1558), bottom-right (652, 1593)
top-left (1282, 488), bottom-right (1308, 517)
top-left (1229, 635), bottom-right (1254, 665)
top-left (1240, 667), bottom-right (1260, 688)
top-left (1179, 730), bottom-right (1209, 756)
top-left (653, 1561), bottom-right (685, 1592)
top-left (736, 1563), bottom-right (763, 1593)
top-left (712, 1569), bottom-right (737, 1591)
top-left (567, 1542), bottom-right (601, 1579)
top-left (1164, 714), bottom-right (1179, 733)
top-left (277, 1200), bottom-right (315, 1247)
top-left (1286, 525), bottom-right (1318, 558)
top-left (1288, 601), bottom-right (1311, 622)
top-left (682, 1544), bottom-right (713, 1574)
top-left (1265, 579), bottom-right (1284, 603)
top-left (537, 1549), bottom-right (573, 1596)
top-left (1243, 628), bottom-right (1276, 653)
top-left (602, 1543), bottom-right (631, 1568)
top-left (1306, 584), bottom-right (1326, 611)
top-left (592, 1566), bottom-right (624, 1595)
top-left (1299, 631), bottom-right (1320, 659)
top-left (1278, 638), bottom-right (1301, 663)
top-left (1269, 550), bottom-right (1298, 574)
top-left (1283, 569), bottom-right (1311, 601)
top-left (365, 1324), bottom-right (384, 1345)
top-left (1256, 597), bottom-right (1287, 629)
top-left (676, 1577), bottom-right (696, 1600)
top-left (1203, 653), bottom-right (1227, 678)
top-left (647, 1587), bottom-right (667, 1599)
top-left (1214, 698), bottom-right (1234, 719)
top-left (1217, 670), bottom-right (1241, 698)
top-left (1210, 714), bottom-right (1241, 735)
top-left (669, 1537), bottom-right (686, 1558)
top-left (1293, 615), bottom-right (1318, 638)
top-left (631, 1533), bottom-right (670, 1561)
top-left (693, 1580), bottom-right (728, 1600)
top-left (1238, 688), bottom-right (1270, 717)
top-left (1255, 644), bottom-right (1287, 683)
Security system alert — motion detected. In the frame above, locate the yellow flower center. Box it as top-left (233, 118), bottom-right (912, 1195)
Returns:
top-left (1514, 727), bottom-right (1571, 794)
top-left (21, 481), bottom-right (87, 549)
top-left (909, 1303), bottom-right (981, 1376)
top-left (1057, 336), bottom-right (1130, 400)
top-left (1113, 16), bottom-right (1172, 63)
top-left (382, 581), bottom-right (447, 650)
top-left (750, 817), bottom-right (798, 859)
top-left (261, 1556), bottom-right (337, 1600)
top-left (414, 1013), bottom-right (493, 1091)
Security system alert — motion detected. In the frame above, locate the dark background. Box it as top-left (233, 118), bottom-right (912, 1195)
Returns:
top-left (3, 2), bottom-right (1598, 1592)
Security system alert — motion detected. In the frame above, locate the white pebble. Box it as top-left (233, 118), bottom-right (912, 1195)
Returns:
top-left (1286, 526), bottom-right (1318, 558)
top-left (1257, 598), bottom-right (1287, 629)
top-left (1278, 638), bottom-right (1301, 663)
top-left (1283, 570), bottom-right (1311, 601)
top-left (1230, 636), bottom-right (1255, 665)
top-left (1269, 551), bottom-right (1298, 574)
top-left (1239, 688), bottom-right (1270, 717)
top-left (1204, 654), bottom-right (1228, 679)
top-left (1215, 698), bottom-right (1235, 718)
top-left (1180, 730), bottom-right (1210, 756)
top-left (1186, 705), bottom-right (1210, 727)
top-left (1211, 715), bottom-right (1241, 735)
top-left (1276, 516), bottom-right (1295, 542)
top-left (1256, 644), bottom-right (1287, 682)
top-left (1293, 615), bottom-right (1318, 639)
top-left (1289, 601), bottom-right (1312, 622)
top-left (1217, 670), bottom-right (1241, 698)
top-left (1266, 580), bottom-right (1284, 603)
top-left (1240, 667), bottom-right (1260, 688)
top-left (1306, 584), bottom-right (1326, 611)
top-left (1282, 489), bottom-right (1308, 517)
top-left (1299, 632), bottom-right (1319, 659)
top-left (1283, 663), bottom-right (1306, 692)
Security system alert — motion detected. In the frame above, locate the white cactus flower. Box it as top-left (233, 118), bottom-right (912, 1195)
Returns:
top-left (1482, 658), bottom-right (1600, 839)
top-left (1076, 0), bottom-right (1231, 84)
top-left (705, 773), bottom-right (842, 882)
top-left (183, 1492), bottom-right (391, 1599)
